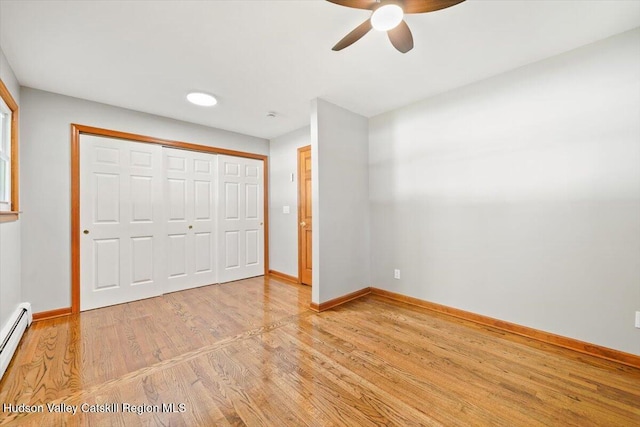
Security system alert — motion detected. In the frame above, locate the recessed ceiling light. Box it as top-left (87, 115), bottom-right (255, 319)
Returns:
top-left (187, 92), bottom-right (217, 107)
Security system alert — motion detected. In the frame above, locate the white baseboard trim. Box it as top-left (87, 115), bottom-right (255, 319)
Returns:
top-left (0, 303), bottom-right (32, 379)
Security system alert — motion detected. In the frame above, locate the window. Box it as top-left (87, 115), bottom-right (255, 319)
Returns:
top-left (0, 96), bottom-right (11, 209)
top-left (0, 77), bottom-right (18, 221)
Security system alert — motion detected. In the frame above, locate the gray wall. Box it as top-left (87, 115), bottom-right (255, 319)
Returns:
top-left (20, 88), bottom-right (268, 313)
top-left (0, 47), bottom-right (21, 332)
top-left (268, 126), bottom-right (310, 278)
top-left (369, 29), bottom-right (640, 355)
top-left (312, 99), bottom-right (370, 304)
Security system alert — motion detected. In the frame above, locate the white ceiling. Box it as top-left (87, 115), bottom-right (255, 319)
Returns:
top-left (1, 0), bottom-right (639, 140)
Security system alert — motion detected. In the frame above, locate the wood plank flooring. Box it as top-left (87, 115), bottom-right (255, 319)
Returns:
top-left (1, 276), bottom-right (639, 426)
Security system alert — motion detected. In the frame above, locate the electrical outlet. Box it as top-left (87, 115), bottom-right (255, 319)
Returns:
top-left (394, 269), bottom-right (401, 280)
top-left (635, 311), bottom-right (640, 329)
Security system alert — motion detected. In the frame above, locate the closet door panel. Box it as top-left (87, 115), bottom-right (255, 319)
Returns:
top-left (80, 135), bottom-right (164, 311)
top-left (81, 138), bottom-right (261, 308)
top-left (217, 155), bottom-right (264, 283)
top-left (163, 148), bottom-right (217, 293)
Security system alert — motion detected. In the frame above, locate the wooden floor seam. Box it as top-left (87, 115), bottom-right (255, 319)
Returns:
top-left (0, 310), bottom-right (316, 426)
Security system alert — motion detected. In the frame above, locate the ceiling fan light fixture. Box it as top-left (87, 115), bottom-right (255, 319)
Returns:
top-left (371, 4), bottom-right (404, 31)
top-left (187, 92), bottom-right (218, 107)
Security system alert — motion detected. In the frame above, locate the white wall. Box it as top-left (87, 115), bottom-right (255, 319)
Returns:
top-left (0, 47), bottom-right (21, 331)
top-left (0, 220), bottom-right (20, 332)
top-left (369, 29), bottom-right (640, 355)
top-left (311, 99), bottom-right (370, 304)
top-left (268, 126), bottom-right (310, 278)
top-left (20, 87), bottom-right (268, 313)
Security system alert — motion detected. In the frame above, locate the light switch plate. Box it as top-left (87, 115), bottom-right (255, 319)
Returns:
top-left (283, 205), bottom-right (290, 214)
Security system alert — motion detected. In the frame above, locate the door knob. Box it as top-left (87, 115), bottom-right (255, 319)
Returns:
top-left (83, 230), bottom-right (90, 235)
top-left (300, 221), bottom-right (306, 227)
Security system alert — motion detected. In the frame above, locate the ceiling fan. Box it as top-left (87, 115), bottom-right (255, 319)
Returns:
top-left (327, 0), bottom-right (466, 53)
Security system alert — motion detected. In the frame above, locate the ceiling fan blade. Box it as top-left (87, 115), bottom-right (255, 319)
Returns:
top-left (388, 20), bottom-right (413, 53)
top-left (332, 19), bottom-right (373, 51)
top-left (326, 0), bottom-right (377, 10)
top-left (402, 0), bottom-right (466, 14)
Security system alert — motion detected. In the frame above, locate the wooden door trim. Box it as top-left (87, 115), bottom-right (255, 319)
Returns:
top-left (70, 123), bottom-right (270, 314)
top-left (0, 78), bottom-right (20, 219)
top-left (297, 145), bottom-right (311, 285)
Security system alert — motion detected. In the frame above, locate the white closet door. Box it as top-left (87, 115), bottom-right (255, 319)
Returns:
top-left (163, 148), bottom-right (217, 293)
top-left (80, 135), bottom-right (164, 311)
top-left (217, 155), bottom-right (264, 283)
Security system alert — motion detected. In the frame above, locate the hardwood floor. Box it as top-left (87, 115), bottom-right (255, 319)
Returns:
top-left (1, 277), bottom-right (639, 426)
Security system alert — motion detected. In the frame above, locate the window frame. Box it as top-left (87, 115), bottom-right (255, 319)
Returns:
top-left (0, 77), bottom-right (19, 222)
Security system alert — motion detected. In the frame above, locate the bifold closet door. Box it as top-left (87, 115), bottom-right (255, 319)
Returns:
top-left (80, 135), bottom-right (164, 311)
top-left (218, 155), bottom-right (264, 283)
top-left (163, 148), bottom-right (217, 293)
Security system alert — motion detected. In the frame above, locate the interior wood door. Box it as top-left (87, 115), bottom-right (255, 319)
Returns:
top-left (297, 146), bottom-right (312, 286)
top-left (163, 147), bottom-right (217, 294)
top-left (217, 155), bottom-right (264, 283)
top-left (80, 135), bottom-right (164, 311)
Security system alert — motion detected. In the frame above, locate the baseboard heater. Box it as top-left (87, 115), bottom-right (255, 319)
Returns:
top-left (0, 303), bottom-right (32, 380)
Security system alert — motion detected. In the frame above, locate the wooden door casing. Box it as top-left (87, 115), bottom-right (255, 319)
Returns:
top-left (71, 124), bottom-right (270, 314)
